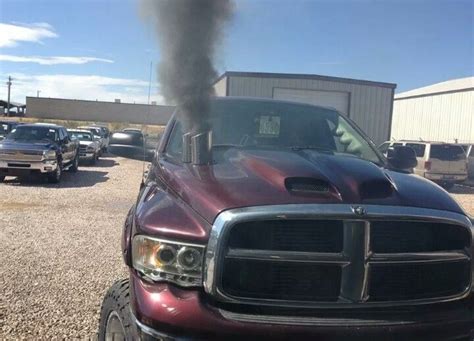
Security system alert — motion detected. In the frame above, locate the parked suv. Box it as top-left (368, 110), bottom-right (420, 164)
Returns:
top-left (78, 126), bottom-right (108, 154)
top-left (67, 129), bottom-right (101, 164)
top-left (379, 140), bottom-right (468, 189)
top-left (98, 98), bottom-right (473, 340)
top-left (460, 144), bottom-right (474, 179)
top-left (0, 123), bottom-right (79, 183)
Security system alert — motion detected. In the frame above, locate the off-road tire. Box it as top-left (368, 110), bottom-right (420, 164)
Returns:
top-left (98, 279), bottom-right (138, 341)
top-left (70, 153), bottom-right (79, 173)
top-left (47, 159), bottom-right (62, 183)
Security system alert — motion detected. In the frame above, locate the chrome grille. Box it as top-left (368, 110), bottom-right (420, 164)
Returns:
top-left (0, 149), bottom-right (43, 162)
top-left (204, 204), bottom-right (473, 308)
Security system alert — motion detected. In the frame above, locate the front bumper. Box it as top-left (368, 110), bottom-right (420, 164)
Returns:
top-left (78, 151), bottom-right (95, 160)
top-left (425, 173), bottom-right (468, 182)
top-left (0, 159), bottom-right (58, 175)
top-left (130, 272), bottom-right (474, 340)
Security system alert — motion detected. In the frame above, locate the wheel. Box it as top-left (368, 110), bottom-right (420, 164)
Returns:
top-left (70, 154), bottom-right (79, 173)
top-left (0, 175), bottom-right (5, 182)
top-left (98, 279), bottom-right (138, 341)
top-left (47, 160), bottom-right (62, 183)
top-left (90, 154), bottom-right (97, 165)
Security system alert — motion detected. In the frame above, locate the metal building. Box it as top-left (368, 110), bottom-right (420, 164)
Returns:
top-left (391, 77), bottom-right (474, 143)
top-left (26, 97), bottom-right (175, 125)
top-left (214, 71), bottom-right (397, 145)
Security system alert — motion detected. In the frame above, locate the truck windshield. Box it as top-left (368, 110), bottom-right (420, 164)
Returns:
top-left (175, 100), bottom-right (383, 165)
top-left (6, 126), bottom-right (58, 142)
top-left (69, 131), bottom-right (92, 141)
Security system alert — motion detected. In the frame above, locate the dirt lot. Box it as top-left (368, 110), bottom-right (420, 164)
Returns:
top-left (0, 157), bottom-right (473, 339)
top-left (0, 156), bottom-right (141, 339)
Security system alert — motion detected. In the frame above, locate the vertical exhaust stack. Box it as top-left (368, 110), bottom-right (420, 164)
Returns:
top-left (182, 132), bottom-right (192, 163)
top-left (191, 131), bottom-right (212, 165)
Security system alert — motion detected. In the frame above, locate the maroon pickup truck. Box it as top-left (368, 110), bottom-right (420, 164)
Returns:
top-left (98, 97), bottom-right (473, 340)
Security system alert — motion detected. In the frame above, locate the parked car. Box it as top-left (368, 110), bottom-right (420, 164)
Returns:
top-left (77, 126), bottom-right (107, 154)
top-left (67, 129), bottom-right (101, 165)
top-left (91, 124), bottom-right (110, 151)
top-left (0, 123), bottom-right (79, 183)
top-left (379, 140), bottom-right (468, 189)
top-left (98, 97), bottom-right (473, 340)
top-left (460, 144), bottom-right (474, 179)
top-left (0, 121), bottom-right (20, 141)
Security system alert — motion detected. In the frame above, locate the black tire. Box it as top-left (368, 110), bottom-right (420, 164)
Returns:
top-left (90, 154), bottom-right (97, 165)
top-left (98, 279), bottom-right (138, 341)
top-left (0, 175), bottom-right (5, 182)
top-left (70, 153), bottom-right (79, 173)
top-left (47, 160), bottom-right (62, 183)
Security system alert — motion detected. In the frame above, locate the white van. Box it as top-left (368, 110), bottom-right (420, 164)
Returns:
top-left (379, 141), bottom-right (468, 189)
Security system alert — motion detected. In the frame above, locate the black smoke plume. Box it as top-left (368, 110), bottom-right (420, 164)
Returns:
top-left (141, 0), bottom-right (233, 132)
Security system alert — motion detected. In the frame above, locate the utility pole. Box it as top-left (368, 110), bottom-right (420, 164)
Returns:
top-left (37, 90), bottom-right (41, 98)
top-left (6, 76), bottom-right (12, 117)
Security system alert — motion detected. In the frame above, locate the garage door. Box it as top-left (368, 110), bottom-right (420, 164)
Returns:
top-left (273, 88), bottom-right (350, 115)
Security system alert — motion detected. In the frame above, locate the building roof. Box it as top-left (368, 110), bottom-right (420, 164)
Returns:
top-left (0, 100), bottom-right (26, 108)
top-left (215, 71), bottom-right (397, 89)
top-left (395, 76), bottom-right (474, 100)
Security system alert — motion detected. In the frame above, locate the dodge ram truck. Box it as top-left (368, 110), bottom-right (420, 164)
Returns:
top-left (99, 97), bottom-right (474, 340)
top-left (0, 123), bottom-right (79, 183)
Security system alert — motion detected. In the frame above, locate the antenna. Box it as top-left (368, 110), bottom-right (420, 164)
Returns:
top-left (141, 61), bottom-right (153, 185)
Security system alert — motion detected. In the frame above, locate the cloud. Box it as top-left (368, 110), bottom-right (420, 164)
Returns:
top-left (0, 54), bottom-right (114, 65)
top-left (0, 22), bottom-right (58, 48)
top-left (0, 73), bottom-right (164, 105)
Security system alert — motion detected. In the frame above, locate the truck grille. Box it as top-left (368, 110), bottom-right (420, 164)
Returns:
top-left (205, 205), bottom-right (472, 308)
top-left (0, 149), bottom-right (43, 162)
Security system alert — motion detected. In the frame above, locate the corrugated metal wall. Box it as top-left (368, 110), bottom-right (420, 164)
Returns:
top-left (214, 77), bottom-right (227, 96)
top-left (26, 97), bottom-right (175, 125)
top-left (226, 75), bottom-right (394, 145)
top-left (391, 90), bottom-right (474, 143)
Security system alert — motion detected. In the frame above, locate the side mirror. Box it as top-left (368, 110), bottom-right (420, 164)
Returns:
top-left (108, 132), bottom-right (154, 162)
top-left (387, 146), bottom-right (417, 171)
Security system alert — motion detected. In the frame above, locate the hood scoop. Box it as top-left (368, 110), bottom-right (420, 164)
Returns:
top-left (359, 179), bottom-right (393, 199)
top-left (285, 177), bottom-right (330, 194)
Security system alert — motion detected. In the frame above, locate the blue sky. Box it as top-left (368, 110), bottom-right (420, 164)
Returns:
top-left (0, 0), bottom-right (472, 104)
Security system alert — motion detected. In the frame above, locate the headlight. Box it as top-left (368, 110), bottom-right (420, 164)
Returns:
top-left (86, 146), bottom-right (95, 152)
top-left (42, 150), bottom-right (56, 160)
top-left (132, 235), bottom-right (205, 287)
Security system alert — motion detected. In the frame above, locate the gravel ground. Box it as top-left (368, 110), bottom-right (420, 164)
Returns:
top-left (449, 184), bottom-right (474, 218)
top-left (0, 157), bottom-right (473, 339)
top-left (0, 155), bottom-right (142, 339)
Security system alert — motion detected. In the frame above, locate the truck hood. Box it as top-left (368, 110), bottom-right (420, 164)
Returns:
top-left (159, 148), bottom-right (465, 223)
top-left (79, 140), bottom-right (94, 147)
top-left (0, 140), bottom-right (55, 151)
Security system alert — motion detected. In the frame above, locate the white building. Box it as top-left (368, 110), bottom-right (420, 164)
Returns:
top-left (391, 77), bottom-right (474, 143)
top-left (214, 71), bottom-right (396, 145)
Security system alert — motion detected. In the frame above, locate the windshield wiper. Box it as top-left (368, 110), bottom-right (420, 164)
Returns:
top-left (290, 146), bottom-right (335, 152)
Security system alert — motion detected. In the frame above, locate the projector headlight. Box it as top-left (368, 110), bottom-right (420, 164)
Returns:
top-left (132, 235), bottom-right (205, 287)
top-left (42, 150), bottom-right (56, 160)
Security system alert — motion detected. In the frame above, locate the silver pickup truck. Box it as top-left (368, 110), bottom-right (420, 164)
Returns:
top-left (67, 129), bottom-right (101, 165)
